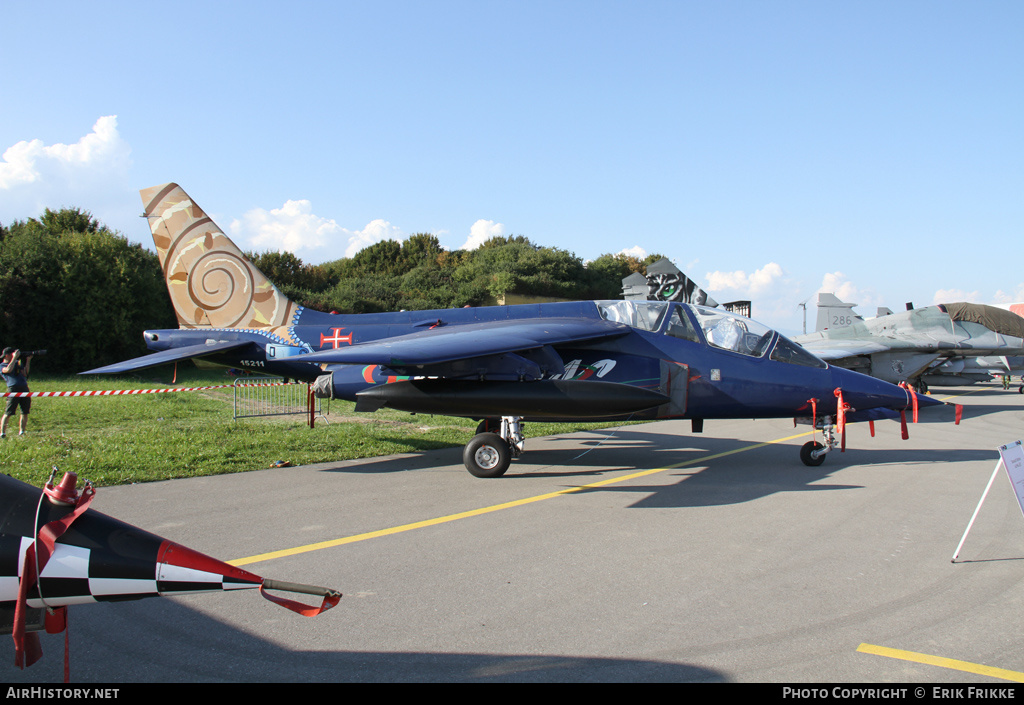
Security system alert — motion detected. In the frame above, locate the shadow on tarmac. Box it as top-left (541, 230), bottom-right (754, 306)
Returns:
top-left (0, 598), bottom-right (725, 684)
top-left (312, 422), bottom-right (996, 509)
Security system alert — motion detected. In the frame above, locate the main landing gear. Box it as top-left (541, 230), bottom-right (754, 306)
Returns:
top-left (799, 418), bottom-right (839, 467)
top-left (463, 416), bottom-right (525, 478)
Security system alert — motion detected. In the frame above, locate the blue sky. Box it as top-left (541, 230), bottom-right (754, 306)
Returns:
top-left (1, 1), bottom-right (1021, 335)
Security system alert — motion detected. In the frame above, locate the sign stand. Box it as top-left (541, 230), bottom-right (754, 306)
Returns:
top-left (952, 440), bottom-right (1024, 562)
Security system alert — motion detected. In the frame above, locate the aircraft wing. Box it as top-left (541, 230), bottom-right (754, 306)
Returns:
top-left (301, 317), bottom-right (630, 372)
top-left (80, 340), bottom-right (252, 375)
top-left (797, 339), bottom-right (892, 361)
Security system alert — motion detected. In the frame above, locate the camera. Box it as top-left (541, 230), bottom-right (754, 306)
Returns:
top-left (24, 350), bottom-right (46, 357)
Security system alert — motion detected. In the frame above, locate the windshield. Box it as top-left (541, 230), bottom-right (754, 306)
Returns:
top-left (597, 300), bottom-right (669, 332)
top-left (599, 300), bottom-right (830, 368)
top-left (690, 305), bottom-right (773, 357)
top-left (770, 335), bottom-right (828, 368)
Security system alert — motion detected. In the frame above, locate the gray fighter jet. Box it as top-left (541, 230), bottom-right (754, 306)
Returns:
top-left (796, 294), bottom-right (1024, 392)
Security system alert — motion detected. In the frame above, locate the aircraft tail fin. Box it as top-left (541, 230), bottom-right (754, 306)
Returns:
top-left (622, 258), bottom-right (719, 307)
top-left (140, 183), bottom-right (299, 330)
top-left (814, 293), bottom-right (861, 332)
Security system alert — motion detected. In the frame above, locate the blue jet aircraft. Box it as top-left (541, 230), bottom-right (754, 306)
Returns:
top-left (84, 184), bottom-right (947, 477)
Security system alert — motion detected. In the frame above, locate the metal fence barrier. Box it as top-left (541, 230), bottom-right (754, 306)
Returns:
top-left (232, 377), bottom-right (324, 426)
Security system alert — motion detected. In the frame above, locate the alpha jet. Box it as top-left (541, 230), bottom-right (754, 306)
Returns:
top-left (84, 183), bottom-right (943, 476)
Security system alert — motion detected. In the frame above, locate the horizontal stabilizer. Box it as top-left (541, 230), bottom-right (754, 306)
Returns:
top-left (79, 340), bottom-right (251, 375)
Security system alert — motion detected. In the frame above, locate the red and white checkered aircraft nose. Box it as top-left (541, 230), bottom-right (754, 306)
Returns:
top-left (0, 474), bottom-right (263, 609)
top-left (0, 473), bottom-right (340, 669)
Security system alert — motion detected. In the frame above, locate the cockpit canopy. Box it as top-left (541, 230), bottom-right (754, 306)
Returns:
top-left (596, 300), bottom-right (826, 368)
top-left (596, 300), bottom-right (670, 332)
top-left (689, 305), bottom-right (773, 357)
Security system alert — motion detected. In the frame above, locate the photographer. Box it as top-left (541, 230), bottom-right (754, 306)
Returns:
top-left (1, 347), bottom-right (36, 438)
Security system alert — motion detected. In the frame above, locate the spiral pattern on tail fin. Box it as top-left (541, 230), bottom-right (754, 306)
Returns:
top-left (140, 183), bottom-right (298, 330)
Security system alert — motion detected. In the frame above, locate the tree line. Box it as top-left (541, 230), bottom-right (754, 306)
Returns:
top-left (0, 208), bottom-right (665, 373)
top-left (250, 233), bottom-right (666, 314)
top-left (0, 209), bottom-right (174, 374)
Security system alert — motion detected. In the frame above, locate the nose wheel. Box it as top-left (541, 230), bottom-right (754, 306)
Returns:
top-left (800, 419), bottom-right (837, 467)
top-left (800, 441), bottom-right (827, 467)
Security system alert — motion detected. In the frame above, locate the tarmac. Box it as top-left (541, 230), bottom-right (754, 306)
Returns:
top-left (4, 383), bottom-right (1024, 683)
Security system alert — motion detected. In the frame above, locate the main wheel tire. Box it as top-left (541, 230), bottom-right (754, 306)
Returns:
top-left (800, 441), bottom-right (826, 467)
top-left (464, 432), bottom-right (512, 478)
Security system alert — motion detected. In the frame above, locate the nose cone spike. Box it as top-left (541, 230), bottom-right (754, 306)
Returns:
top-left (156, 541), bottom-right (263, 595)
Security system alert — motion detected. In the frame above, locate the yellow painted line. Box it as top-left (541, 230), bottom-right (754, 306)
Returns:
top-left (228, 430), bottom-right (813, 567)
top-left (858, 643), bottom-right (1024, 682)
top-left (933, 388), bottom-right (985, 402)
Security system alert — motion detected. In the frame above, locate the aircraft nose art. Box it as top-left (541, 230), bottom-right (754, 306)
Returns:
top-left (829, 366), bottom-right (942, 411)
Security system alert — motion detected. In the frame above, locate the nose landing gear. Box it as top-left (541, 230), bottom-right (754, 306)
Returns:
top-left (799, 418), bottom-right (838, 467)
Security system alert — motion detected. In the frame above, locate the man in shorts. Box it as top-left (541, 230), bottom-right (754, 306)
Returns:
top-left (1, 347), bottom-right (32, 438)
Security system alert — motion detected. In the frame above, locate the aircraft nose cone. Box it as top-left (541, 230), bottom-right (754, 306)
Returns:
top-left (829, 366), bottom-right (941, 411)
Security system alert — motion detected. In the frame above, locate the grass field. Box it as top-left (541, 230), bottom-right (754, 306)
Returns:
top-left (0, 366), bottom-right (639, 487)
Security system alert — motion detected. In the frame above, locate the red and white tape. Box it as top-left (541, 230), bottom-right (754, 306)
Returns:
top-left (0, 382), bottom-right (298, 398)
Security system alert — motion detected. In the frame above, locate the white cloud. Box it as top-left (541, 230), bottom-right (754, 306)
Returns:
top-left (814, 272), bottom-right (899, 318)
top-left (461, 219), bottom-right (506, 250)
top-left (230, 201), bottom-right (404, 261)
top-left (0, 141), bottom-right (40, 189)
top-left (618, 246), bottom-right (647, 260)
top-left (232, 199), bottom-right (339, 252)
top-left (705, 262), bottom-right (785, 296)
top-left (0, 116), bottom-right (134, 233)
top-left (699, 262), bottom-right (809, 334)
top-left (992, 286), bottom-right (1024, 305)
top-left (932, 288), bottom-right (982, 304)
top-left (0, 115), bottom-right (130, 190)
top-left (343, 219), bottom-right (404, 258)
top-left (817, 271), bottom-right (864, 305)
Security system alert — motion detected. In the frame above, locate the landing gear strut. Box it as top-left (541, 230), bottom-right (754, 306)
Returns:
top-left (800, 418), bottom-right (838, 467)
top-left (464, 416), bottom-right (525, 478)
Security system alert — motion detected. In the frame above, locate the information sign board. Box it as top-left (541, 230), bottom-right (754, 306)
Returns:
top-left (998, 440), bottom-right (1024, 518)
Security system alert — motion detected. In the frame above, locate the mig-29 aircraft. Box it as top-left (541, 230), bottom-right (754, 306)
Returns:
top-left (84, 183), bottom-right (944, 476)
top-left (797, 293), bottom-right (1024, 392)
